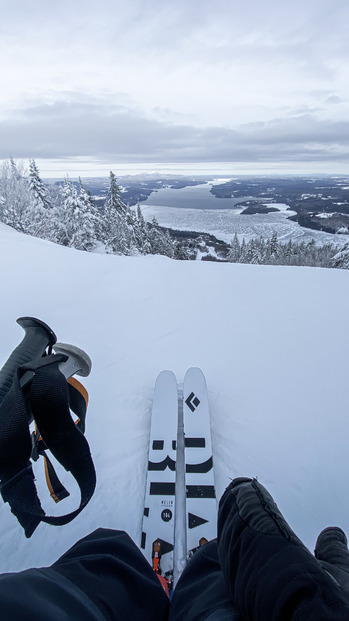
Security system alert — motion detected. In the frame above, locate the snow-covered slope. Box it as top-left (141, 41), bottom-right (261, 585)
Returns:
top-left (0, 222), bottom-right (348, 573)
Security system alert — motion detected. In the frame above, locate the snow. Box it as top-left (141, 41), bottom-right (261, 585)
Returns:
top-left (0, 222), bottom-right (349, 574)
top-left (336, 227), bottom-right (349, 234)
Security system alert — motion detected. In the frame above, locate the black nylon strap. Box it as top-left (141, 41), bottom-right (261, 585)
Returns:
top-left (0, 355), bottom-right (96, 537)
top-left (33, 378), bottom-right (90, 502)
top-left (0, 367), bottom-right (46, 536)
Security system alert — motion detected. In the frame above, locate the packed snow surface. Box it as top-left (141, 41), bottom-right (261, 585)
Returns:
top-left (0, 222), bottom-right (348, 573)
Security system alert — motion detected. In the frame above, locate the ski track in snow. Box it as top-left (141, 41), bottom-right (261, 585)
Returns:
top-left (0, 222), bottom-right (349, 573)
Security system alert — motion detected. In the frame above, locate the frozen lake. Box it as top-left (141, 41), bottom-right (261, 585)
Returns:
top-left (141, 183), bottom-right (347, 246)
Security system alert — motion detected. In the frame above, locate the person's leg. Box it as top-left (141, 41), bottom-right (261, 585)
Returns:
top-left (217, 477), bottom-right (349, 621)
top-left (51, 528), bottom-right (170, 620)
top-left (315, 527), bottom-right (349, 599)
top-left (0, 528), bottom-right (169, 621)
top-left (169, 540), bottom-right (240, 621)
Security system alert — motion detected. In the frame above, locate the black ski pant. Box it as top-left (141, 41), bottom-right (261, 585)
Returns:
top-left (0, 528), bottom-right (236, 621)
top-left (1, 478), bottom-right (349, 620)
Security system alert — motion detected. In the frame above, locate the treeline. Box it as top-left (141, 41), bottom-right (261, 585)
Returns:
top-left (226, 232), bottom-right (349, 269)
top-left (1, 158), bottom-right (349, 269)
top-left (0, 159), bottom-right (181, 258)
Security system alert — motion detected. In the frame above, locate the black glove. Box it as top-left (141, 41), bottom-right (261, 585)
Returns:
top-left (315, 526), bottom-right (349, 601)
top-left (217, 477), bottom-right (349, 621)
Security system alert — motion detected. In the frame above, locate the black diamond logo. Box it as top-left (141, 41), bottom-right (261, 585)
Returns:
top-left (185, 392), bottom-right (201, 412)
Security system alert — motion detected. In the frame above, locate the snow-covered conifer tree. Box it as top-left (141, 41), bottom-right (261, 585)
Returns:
top-left (78, 179), bottom-right (105, 245)
top-left (0, 159), bottom-right (30, 231)
top-left (174, 242), bottom-right (191, 260)
top-left (28, 160), bottom-right (51, 210)
top-left (240, 238), bottom-right (247, 262)
top-left (249, 238), bottom-right (263, 264)
top-left (133, 203), bottom-right (151, 254)
top-left (104, 172), bottom-right (126, 216)
top-left (103, 171), bottom-right (133, 254)
top-left (26, 159), bottom-right (54, 238)
top-left (330, 242), bottom-right (349, 269)
top-left (163, 229), bottom-right (175, 258)
top-left (148, 217), bottom-right (174, 257)
top-left (56, 178), bottom-right (98, 251)
top-left (227, 233), bottom-right (241, 262)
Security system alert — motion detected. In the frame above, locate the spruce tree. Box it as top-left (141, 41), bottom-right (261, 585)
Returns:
top-left (103, 171), bottom-right (133, 254)
top-left (249, 239), bottom-right (262, 264)
top-left (104, 171), bottom-right (126, 216)
top-left (0, 159), bottom-right (30, 231)
top-left (26, 159), bottom-right (53, 239)
top-left (28, 160), bottom-right (51, 210)
top-left (269, 231), bottom-right (279, 259)
top-left (148, 217), bottom-right (174, 257)
top-left (227, 233), bottom-right (241, 262)
top-left (56, 178), bottom-right (97, 250)
top-left (240, 238), bottom-right (247, 262)
top-left (133, 203), bottom-right (151, 254)
top-left (78, 178), bottom-right (102, 247)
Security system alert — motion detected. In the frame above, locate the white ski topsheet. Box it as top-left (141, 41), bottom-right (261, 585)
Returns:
top-left (183, 367), bottom-right (216, 556)
top-left (141, 370), bottom-right (178, 577)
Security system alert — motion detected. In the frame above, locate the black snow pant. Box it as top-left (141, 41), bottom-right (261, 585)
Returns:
top-left (0, 528), bottom-right (238, 621)
top-left (1, 478), bottom-right (349, 621)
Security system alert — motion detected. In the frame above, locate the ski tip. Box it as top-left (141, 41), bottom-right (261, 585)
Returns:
top-left (184, 366), bottom-right (205, 377)
top-left (156, 369), bottom-right (177, 379)
top-left (183, 367), bottom-right (207, 387)
top-left (154, 370), bottom-right (178, 389)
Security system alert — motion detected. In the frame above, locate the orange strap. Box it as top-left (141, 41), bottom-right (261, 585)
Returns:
top-left (156, 574), bottom-right (170, 598)
top-left (68, 376), bottom-right (89, 408)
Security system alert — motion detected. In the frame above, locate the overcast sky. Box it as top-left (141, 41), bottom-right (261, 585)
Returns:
top-left (1, 0), bottom-right (348, 176)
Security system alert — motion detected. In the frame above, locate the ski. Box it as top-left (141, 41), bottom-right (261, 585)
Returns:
top-left (183, 367), bottom-right (216, 559)
top-left (141, 370), bottom-right (178, 589)
top-left (142, 368), bottom-right (216, 587)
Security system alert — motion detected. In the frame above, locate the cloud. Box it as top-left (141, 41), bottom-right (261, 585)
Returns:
top-left (1, 0), bottom-right (349, 135)
top-left (325, 95), bottom-right (343, 105)
top-left (1, 96), bottom-right (348, 166)
top-left (1, 1), bottom-right (349, 170)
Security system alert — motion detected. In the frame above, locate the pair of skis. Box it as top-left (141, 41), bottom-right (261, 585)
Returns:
top-left (141, 368), bottom-right (216, 590)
